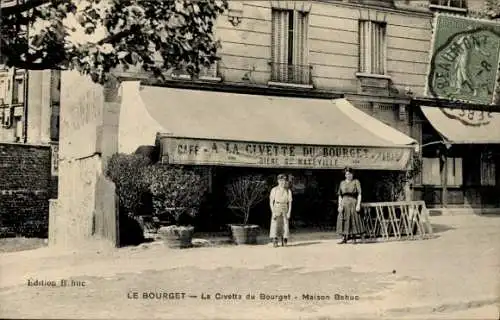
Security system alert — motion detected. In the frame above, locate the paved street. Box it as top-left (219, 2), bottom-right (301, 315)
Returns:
top-left (0, 214), bottom-right (499, 320)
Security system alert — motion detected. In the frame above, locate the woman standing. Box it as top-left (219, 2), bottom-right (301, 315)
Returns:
top-left (269, 174), bottom-right (292, 247)
top-left (337, 167), bottom-right (365, 244)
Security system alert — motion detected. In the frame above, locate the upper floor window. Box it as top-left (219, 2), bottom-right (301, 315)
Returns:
top-left (430, 0), bottom-right (467, 11)
top-left (359, 20), bottom-right (386, 75)
top-left (270, 9), bottom-right (311, 86)
top-left (0, 79), bottom-right (6, 103)
top-left (12, 78), bottom-right (24, 104)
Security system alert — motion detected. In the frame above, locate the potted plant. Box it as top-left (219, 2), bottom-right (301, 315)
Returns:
top-left (144, 165), bottom-right (208, 249)
top-left (225, 175), bottom-right (268, 245)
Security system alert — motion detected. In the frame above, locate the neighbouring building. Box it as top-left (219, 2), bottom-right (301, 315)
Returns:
top-left (51, 0), bottom-right (499, 248)
top-left (0, 66), bottom-right (60, 236)
top-left (412, 2), bottom-right (500, 211)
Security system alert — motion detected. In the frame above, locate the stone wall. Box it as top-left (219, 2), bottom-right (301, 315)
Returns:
top-left (0, 143), bottom-right (53, 237)
top-left (49, 71), bottom-right (120, 249)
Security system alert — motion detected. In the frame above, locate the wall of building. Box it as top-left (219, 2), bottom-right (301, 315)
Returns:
top-left (0, 143), bottom-right (52, 237)
top-left (0, 67), bottom-right (60, 238)
top-left (214, 0), bottom-right (432, 97)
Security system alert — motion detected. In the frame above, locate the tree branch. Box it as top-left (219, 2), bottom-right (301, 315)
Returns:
top-left (0, 0), bottom-right (51, 15)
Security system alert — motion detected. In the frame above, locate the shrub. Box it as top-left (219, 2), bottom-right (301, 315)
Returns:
top-left (143, 165), bottom-right (208, 226)
top-left (375, 156), bottom-right (422, 201)
top-left (106, 153), bottom-right (151, 216)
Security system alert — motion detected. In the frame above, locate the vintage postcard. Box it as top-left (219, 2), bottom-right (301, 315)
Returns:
top-left (0, 0), bottom-right (499, 319)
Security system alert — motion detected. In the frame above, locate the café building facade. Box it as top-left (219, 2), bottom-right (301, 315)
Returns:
top-left (118, 82), bottom-right (417, 227)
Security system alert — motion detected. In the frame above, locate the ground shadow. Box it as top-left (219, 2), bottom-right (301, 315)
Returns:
top-left (477, 213), bottom-right (500, 218)
top-left (431, 223), bottom-right (456, 234)
top-left (285, 241), bottom-right (322, 247)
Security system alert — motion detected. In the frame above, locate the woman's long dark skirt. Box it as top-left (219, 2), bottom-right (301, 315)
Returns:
top-left (336, 197), bottom-right (365, 236)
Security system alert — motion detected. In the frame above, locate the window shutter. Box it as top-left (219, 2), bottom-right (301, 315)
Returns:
top-left (447, 158), bottom-right (463, 186)
top-left (423, 158), bottom-right (441, 185)
top-left (371, 22), bottom-right (377, 74)
top-left (378, 23), bottom-right (386, 74)
top-left (271, 10), bottom-right (280, 65)
top-left (480, 151), bottom-right (496, 186)
top-left (281, 11), bottom-right (289, 68)
top-left (293, 12), bottom-right (308, 83)
top-left (271, 10), bottom-right (288, 64)
top-left (371, 22), bottom-right (385, 75)
top-left (359, 21), bottom-right (371, 73)
top-left (50, 70), bottom-right (61, 103)
top-left (302, 13), bottom-right (309, 83)
top-left (271, 10), bottom-right (289, 81)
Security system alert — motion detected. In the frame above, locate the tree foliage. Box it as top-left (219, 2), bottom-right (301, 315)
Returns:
top-left (484, 0), bottom-right (500, 19)
top-left (375, 156), bottom-right (422, 202)
top-left (0, 0), bottom-right (227, 83)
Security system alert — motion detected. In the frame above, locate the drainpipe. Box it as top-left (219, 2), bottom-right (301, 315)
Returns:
top-left (23, 69), bottom-right (29, 143)
top-left (22, 0), bottom-right (29, 143)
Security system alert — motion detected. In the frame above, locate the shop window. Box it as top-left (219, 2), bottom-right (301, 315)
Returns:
top-left (422, 157), bottom-right (463, 186)
top-left (446, 158), bottom-right (463, 186)
top-left (359, 20), bottom-right (386, 75)
top-left (480, 150), bottom-right (496, 186)
top-left (422, 157), bottom-right (441, 185)
top-left (270, 9), bottom-right (311, 85)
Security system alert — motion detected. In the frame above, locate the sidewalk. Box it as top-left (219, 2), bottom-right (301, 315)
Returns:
top-left (0, 214), bottom-right (499, 319)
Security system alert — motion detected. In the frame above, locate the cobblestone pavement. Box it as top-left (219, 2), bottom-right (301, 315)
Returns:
top-left (0, 214), bottom-right (499, 319)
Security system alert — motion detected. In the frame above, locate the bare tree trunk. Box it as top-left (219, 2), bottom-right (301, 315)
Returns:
top-left (244, 208), bottom-right (250, 225)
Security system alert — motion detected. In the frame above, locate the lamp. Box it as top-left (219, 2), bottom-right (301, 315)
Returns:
top-left (227, 3), bottom-right (243, 27)
top-left (415, 140), bottom-right (452, 153)
top-left (228, 15), bottom-right (242, 27)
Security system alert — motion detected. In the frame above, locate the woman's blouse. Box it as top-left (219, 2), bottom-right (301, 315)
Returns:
top-left (337, 179), bottom-right (362, 198)
top-left (270, 187), bottom-right (293, 205)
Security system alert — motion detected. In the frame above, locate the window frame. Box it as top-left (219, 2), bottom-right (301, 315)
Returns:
top-left (421, 156), bottom-right (464, 187)
top-left (429, 0), bottom-right (468, 13)
top-left (270, 8), bottom-right (311, 86)
top-left (358, 20), bottom-right (387, 76)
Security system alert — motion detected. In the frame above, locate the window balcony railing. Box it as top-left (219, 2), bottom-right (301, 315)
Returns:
top-left (269, 62), bottom-right (313, 87)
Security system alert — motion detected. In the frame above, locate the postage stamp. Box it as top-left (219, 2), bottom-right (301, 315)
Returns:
top-left (426, 14), bottom-right (500, 106)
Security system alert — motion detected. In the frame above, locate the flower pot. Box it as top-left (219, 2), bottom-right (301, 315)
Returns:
top-left (158, 225), bottom-right (194, 249)
top-left (230, 224), bottom-right (259, 245)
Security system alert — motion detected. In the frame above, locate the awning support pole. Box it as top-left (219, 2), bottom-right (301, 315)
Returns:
top-left (208, 166), bottom-right (213, 194)
top-left (442, 152), bottom-right (448, 208)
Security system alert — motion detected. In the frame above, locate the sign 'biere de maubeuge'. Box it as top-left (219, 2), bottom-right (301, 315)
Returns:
top-left (427, 14), bottom-right (500, 106)
top-left (160, 137), bottom-right (413, 171)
